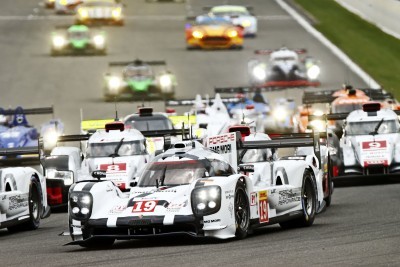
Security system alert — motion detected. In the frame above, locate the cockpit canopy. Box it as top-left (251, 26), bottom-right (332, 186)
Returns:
top-left (345, 119), bottom-right (399, 136)
top-left (123, 65), bottom-right (153, 79)
top-left (86, 140), bottom-right (146, 158)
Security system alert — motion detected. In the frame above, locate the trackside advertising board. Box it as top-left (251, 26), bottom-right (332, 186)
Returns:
top-left (206, 132), bottom-right (238, 170)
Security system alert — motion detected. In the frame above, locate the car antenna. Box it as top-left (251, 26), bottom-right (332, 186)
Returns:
top-left (114, 97), bottom-right (119, 121)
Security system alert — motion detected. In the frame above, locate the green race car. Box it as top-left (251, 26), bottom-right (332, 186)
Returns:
top-left (50, 24), bottom-right (107, 56)
top-left (103, 59), bottom-right (177, 101)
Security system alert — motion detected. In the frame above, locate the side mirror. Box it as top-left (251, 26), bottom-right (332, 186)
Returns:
top-left (92, 170), bottom-right (106, 180)
top-left (130, 177), bottom-right (138, 187)
top-left (238, 165), bottom-right (255, 173)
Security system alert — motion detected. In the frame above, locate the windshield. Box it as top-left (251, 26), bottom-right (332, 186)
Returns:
top-left (68, 31), bottom-right (89, 39)
top-left (345, 120), bottom-right (399, 135)
top-left (240, 149), bottom-right (271, 163)
top-left (138, 160), bottom-right (208, 186)
top-left (273, 56), bottom-right (296, 62)
top-left (125, 118), bottom-right (173, 131)
top-left (123, 66), bottom-right (152, 78)
top-left (87, 140), bottom-right (146, 157)
top-left (197, 17), bottom-right (231, 25)
top-left (332, 103), bottom-right (364, 113)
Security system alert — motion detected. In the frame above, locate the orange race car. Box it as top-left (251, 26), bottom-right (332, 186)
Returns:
top-left (185, 15), bottom-right (244, 50)
top-left (298, 85), bottom-right (395, 134)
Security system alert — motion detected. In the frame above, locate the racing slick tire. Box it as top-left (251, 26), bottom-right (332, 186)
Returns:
top-left (234, 180), bottom-right (250, 239)
top-left (325, 156), bottom-right (334, 207)
top-left (279, 169), bottom-right (316, 229)
top-left (7, 178), bottom-right (42, 232)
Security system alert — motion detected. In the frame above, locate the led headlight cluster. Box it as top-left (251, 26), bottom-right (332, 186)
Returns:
top-left (47, 169), bottom-right (74, 186)
top-left (108, 76), bottom-right (121, 92)
top-left (69, 192), bottom-right (93, 221)
top-left (251, 65), bottom-right (267, 81)
top-left (93, 35), bottom-right (105, 48)
top-left (191, 186), bottom-right (221, 217)
top-left (52, 36), bottom-right (66, 49)
top-left (112, 8), bottom-right (122, 19)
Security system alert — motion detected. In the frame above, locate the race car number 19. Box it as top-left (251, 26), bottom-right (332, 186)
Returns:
top-left (259, 191), bottom-right (268, 223)
top-left (132, 200), bottom-right (159, 212)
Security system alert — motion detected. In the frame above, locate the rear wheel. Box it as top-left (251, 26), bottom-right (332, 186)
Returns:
top-left (8, 179), bottom-right (41, 232)
top-left (279, 170), bottom-right (316, 229)
top-left (234, 181), bottom-right (250, 239)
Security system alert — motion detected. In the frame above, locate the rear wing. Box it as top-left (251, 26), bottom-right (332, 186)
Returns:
top-left (254, 48), bottom-right (307, 55)
top-left (302, 90), bottom-right (337, 105)
top-left (141, 128), bottom-right (190, 138)
top-left (240, 132), bottom-right (322, 166)
top-left (215, 86), bottom-right (282, 94)
top-left (0, 106), bottom-right (54, 116)
top-left (108, 60), bottom-right (166, 67)
top-left (165, 97), bottom-right (240, 107)
top-left (309, 110), bottom-right (400, 122)
top-left (0, 146), bottom-right (41, 166)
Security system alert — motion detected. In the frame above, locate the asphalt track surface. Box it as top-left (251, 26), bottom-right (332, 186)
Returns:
top-left (0, 0), bottom-right (399, 266)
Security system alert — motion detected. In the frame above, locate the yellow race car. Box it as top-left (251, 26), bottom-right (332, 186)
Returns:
top-left (185, 15), bottom-right (243, 50)
top-left (75, 0), bottom-right (124, 26)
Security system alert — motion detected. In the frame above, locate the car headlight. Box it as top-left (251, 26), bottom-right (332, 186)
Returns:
top-left (69, 191), bottom-right (93, 221)
top-left (159, 74), bottom-right (172, 88)
top-left (78, 8), bottom-right (89, 19)
top-left (252, 65), bottom-right (267, 80)
top-left (307, 65), bottom-right (320, 80)
top-left (47, 169), bottom-right (74, 186)
top-left (108, 76), bottom-right (121, 91)
top-left (227, 30), bottom-right (238, 38)
top-left (191, 186), bottom-right (221, 217)
top-left (273, 107), bottom-right (287, 121)
top-left (192, 30), bottom-right (204, 39)
top-left (93, 35), bottom-right (105, 47)
top-left (112, 8), bottom-right (122, 18)
top-left (43, 130), bottom-right (59, 151)
top-left (52, 36), bottom-right (65, 48)
top-left (242, 20), bottom-right (251, 27)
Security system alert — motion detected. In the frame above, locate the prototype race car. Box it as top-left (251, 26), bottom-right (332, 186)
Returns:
top-left (66, 128), bottom-right (325, 247)
top-left (0, 106), bottom-right (59, 149)
top-left (186, 15), bottom-right (244, 50)
top-left (75, 0), bottom-right (124, 26)
top-left (248, 47), bottom-right (321, 87)
top-left (309, 103), bottom-right (400, 180)
top-left (50, 24), bottom-right (107, 56)
top-left (205, 5), bottom-right (257, 37)
top-left (0, 146), bottom-right (50, 232)
top-left (103, 59), bottom-right (176, 101)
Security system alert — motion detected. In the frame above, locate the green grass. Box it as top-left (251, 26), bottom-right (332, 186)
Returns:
top-left (294, 0), bottom-right (400, 98)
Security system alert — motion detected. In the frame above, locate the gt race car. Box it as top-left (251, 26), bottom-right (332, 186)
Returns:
top-left (75, 0), bottom-right (125, 26)
top-left (0, 106), bottom-right (60, 149)
top-left (309, 103), bottom-right (400, 180)
top-left (204, 5), bottom-right (257, 37)
top-left (0, 146), bottom-right (50, 232)
top-left (248, 47), bottom-right (321, 87)
top-left (66, 128), bottom-right (325, 247)
top-left (51, 24), bottom-right (107, 56)
top-left (186, 15), bottom-right (244, 50)
top-left (103, 59), bottom-right (176, 101)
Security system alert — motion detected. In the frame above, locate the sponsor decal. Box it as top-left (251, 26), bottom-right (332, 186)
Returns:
top-left (204, 219), bottom-right (221, 224)
top-left (361, 140), bottom-right (389, 167)
top-left (109, 204), bottom-right (126, 214)
top-left (250, 192), bottom-right (257, 206)
top-left (258, 190), bottom-right (268, 223)
top-left (209, 144), bottom-right (232, 154)
top-left (228, 202), bottom-right (233, 218)
top-left (132, 200), bottom-right (159, 213)
top-left (166, 201), bottom-right (187, 212)
top-left (362, 140), bottom-right (387, 150)
top-left (225, 189), bottom-right (234, 200)
top-left (278, 189), bottom-right (300, 205)
top-left (207, 133), bottom-right (236, 145)
top-left (8, 195), bottom-right (28, 211)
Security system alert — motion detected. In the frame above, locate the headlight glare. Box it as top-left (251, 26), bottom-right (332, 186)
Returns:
top-left (242, 20), bottom-right (251, 27)
top-left (93, 35), bottom-right (105, 47)
top-left (52, 36), bottom-right (65, 48)
top-left (159, 74), bottom-right (172, 88)
top-left (108, 76), bottom-right (121, 90)
top-left (112, 8), bottom-right (122, 18)
top-left (273, 107), bottom-right (287, 121)
top-left (69, 192), bottom-right (93, 221)
top-left (252, 65), bottom-right (267, 80)
top-left (78, 8), bottom-right (89, 18)
top-left (191, 186), bottom-right (221, 217)
top-left (192, 30), bottom-right (204, 39)
top-left (227, 30), bottom-right (238, 38)
top-left (307, 65), bottom-right (320, 80)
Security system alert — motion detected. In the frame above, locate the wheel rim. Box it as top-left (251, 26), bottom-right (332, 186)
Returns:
top-left (31, 187), bottom-right (40, 221)
top-left (235, 189), bottom-right (249, 230)
top-left (303, 179), bottom-right (313, 215)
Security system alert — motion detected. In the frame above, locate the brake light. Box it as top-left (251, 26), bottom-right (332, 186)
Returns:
top-left (245, 104), bottom-right (254, 110)
top-left (165, 108), bottom-right (176, 114)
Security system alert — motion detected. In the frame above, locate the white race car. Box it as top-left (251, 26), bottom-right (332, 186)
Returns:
top-left (206, 5), bottom-right (257, 37)
top-left (322, 103), bottom-right (400, 179)
top-left (0, 147), bottom-right (50, 232)
top-left (77, 121), bottom-right (149, 192)
top-left (66, 127), bottom-right (324, 247)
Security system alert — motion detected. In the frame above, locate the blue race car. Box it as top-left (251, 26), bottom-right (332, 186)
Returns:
top-left (0, 106), bottom-right (61, 149)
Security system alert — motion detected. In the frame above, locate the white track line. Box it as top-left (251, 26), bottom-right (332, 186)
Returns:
top-left (275, 0), bottom-right (380, 89)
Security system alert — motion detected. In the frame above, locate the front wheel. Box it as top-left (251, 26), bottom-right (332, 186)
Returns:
top-left (279, 170), bottom-right (316, 228)
top-left (234, 181), bottom-right (250, 239)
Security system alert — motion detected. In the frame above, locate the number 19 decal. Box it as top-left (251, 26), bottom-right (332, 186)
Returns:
top-left (132, 200), bottom-right (158, 212)
top-left (258, 191), bottom-right (269, 223)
